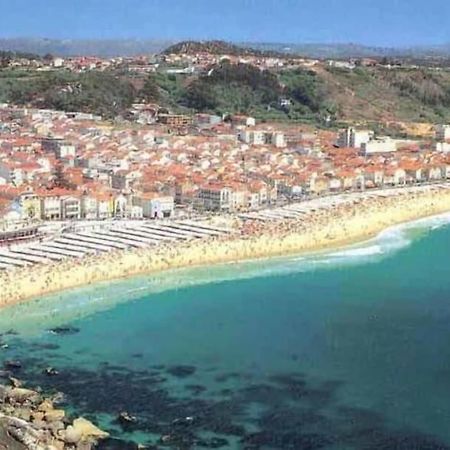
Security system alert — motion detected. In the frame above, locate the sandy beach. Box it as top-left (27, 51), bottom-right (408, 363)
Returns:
top-left (1, 185), bottom-right (450, 308)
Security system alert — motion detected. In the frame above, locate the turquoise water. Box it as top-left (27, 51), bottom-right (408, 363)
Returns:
top-left (1, 214), bottom-right (450, 449)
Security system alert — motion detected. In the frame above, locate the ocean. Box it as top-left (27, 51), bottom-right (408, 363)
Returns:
top-left (1, 214), bottom-right (450, 449)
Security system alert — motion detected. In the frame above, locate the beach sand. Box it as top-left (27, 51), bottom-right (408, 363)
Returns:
top-left (1, 186), bottom-right (450, 308)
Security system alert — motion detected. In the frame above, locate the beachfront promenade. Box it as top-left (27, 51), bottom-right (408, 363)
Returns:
top-left (1, 182), bottom-right (450, 307)
top-left (1, 183), bottom-right (450, 272)
top-left (0, 219), bottom-right (234, 271)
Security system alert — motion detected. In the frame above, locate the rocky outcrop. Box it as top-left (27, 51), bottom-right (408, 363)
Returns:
top-left (0, 382), bottom-right (109, 449)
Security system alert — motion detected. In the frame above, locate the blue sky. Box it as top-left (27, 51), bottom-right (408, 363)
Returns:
top-left (0, 0), bottom-right (449, 47)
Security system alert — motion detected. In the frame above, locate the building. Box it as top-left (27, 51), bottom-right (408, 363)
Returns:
top-left (41, 137), bottom-right (76, 159)
top-left (61, 196), bottom-right (81, 220)
top-left (81, 193), bottom-right (114, 219)
top-left (361, 138), bottom-right (397, 155)
top-left (435, 125), bottom-right (450, 141)
top-left (40, 194), bottom-right (62, 220)
top-left (197, 185), bottom-right (233, 211)
top-left (230, 115), bottom-right (256, 127)
top-left (436, 142), bottom-right (450, 153)
top-left (338, 128), bottom-right (374, 149)
top-left (158, 114), bottom-right (193, 128)
top-left (19, 191), bottom-right (42, 220)
top-left (0, 162), bottom-right (25, 186)
top-left (238, 130), bottom-right (286, 148)
top-left (134, 193), bottom-right (174, 219)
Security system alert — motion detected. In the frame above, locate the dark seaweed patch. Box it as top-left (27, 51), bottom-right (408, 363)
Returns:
top-left (6, 342), bottom-right (450, 450)
top-left (166, 365), bottom-right (196, 378)
top-left (184, 384), bottom-right (207, 395)
top-left (29, 342), bottom-right (61, 351)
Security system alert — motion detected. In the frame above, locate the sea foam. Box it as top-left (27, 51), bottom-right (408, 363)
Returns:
top-left (2, 212), bottom-right (450, 335)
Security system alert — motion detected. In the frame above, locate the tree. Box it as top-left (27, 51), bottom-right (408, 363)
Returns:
top-left (140, 75), bottom-right (160, 103)
top-left (184, 81), bottom-right (218, 111)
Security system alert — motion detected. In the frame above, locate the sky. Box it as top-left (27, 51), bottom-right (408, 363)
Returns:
top-left (0, 0), bottom-right (450, 47)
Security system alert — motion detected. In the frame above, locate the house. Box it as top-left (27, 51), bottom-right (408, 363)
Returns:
top-left (310, 176), bottom-right (329, 195)
top-left (328, 177), bottom-right (342, 192)
top-left (158, 114), bottom-right (193, 128)
top-left (424, 166), bottom-right (443, 182)
top-left (337, 170), bottom-right (356, 191)
top-left (361, 138), bottom-right (397, 155)
top-left (41, 137), bottom-right (76, 159)
top-left (19, 191), bottom-right (42, 220)
top-left (435, 124), bottom-right (450, 141)
top-left (61, 196), bottom-right (81, 220)
top-left (238, 130), bottom-right (286, 148)
top-left (81, 194), bottom-right (99, 220)
top-left (80, 191), bottom-right (114, 220)
top-left (197, 184), bottom-right (233, 211)
top-left (364, 166), bottom-right (384, 187)
top-left (40, 193), bottom-right (62, 220)
top-left (383, 168), bottom-right (406, 186)
top-left (401, 162), bottom-right (423, 183)
top-left (114, 194), bottom-right (129, 218)
top-left (111, 170), bottom-right (142, 190)
top-left (337, 128), bottom-right (373, 149)
top-left (134, 193), bottom-right (174, 218)
top-left (0, 162), bottom-right (25, 186)
top-left (230, 115), bottom-right (256, 127)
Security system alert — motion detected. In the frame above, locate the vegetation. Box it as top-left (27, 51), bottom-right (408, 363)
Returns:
top-left (180, 63), bottom-right (281, 114)
top-left (3, 62), bottom-right (450, 125)
top-left (138, 74), bottom-right (160, 103)
top-left (0, 70), bottom-right (135, 119)
top-left (162, 40), bottom-right (288, 58)
top-left (169, 62), bottom-right (332, 122)
top-left (322, 65), bottom-right (450, 123)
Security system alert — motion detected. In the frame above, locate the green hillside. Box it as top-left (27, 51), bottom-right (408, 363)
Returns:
top-left (3, 63), bottom-right (450, 126)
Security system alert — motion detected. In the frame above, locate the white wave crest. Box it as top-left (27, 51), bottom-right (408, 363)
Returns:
top-left (2, 211), bottom-right (450, 335)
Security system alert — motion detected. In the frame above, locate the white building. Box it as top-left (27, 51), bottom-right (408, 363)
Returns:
top-left (197, 185), bottom-right (232, 211)
top-left (134, 194), bottom-right (174, 219)
top-left (338, 128), bottom-right (374, 149)
top-left (436, 142), bottom-right (450, 153)
top-left (238, 130), bottom-right (286, 148)
top-left (53, 58), bottom-right (65, 68)
top-left (271, 132), bottom-right (286, 148)
top-left (361, 138), bottom-right (397, 155)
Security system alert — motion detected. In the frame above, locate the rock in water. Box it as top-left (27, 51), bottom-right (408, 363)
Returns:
top-left (48, 326), bottom-right (80, 335)
top-left (44, 367), bottom-right (59, 376)
top-left (4, 360), bottom-right (21, 370)
top-left (63, 425), bottom-right (82, 444)
top-left (44, 409), bottom-right (65, 422)
top-left (72, 417), bottom-right (110, 441)
top-left (7, 388), bottom-right (41, 404)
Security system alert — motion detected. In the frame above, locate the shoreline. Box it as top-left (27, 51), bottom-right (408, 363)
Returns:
top-left (1, 186), bottom-right (450, 308)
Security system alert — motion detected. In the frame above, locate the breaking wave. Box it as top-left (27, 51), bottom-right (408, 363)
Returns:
top-left (2, 212), bottom-right (450, 334)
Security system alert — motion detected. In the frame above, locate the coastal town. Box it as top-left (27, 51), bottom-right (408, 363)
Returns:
top-left (1, 43), bottom-right (450, 279)
top-left (1, 100), bottom-right (450, 230)
top-left (5, 0), bottom-right (450, 447)
top-left (0, 79), bottom-right (450, 217)
top-left (1, 77), bottom-right (450, 296)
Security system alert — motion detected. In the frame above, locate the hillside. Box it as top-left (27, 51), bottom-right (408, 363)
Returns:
top-left (162, 40), bottom-right (282, 57)
top-left (3, 63), bottom-right (450, 127)
top-left (319, 65), bottom-right (450, 124)
top-left (0, 70), bottom-right (136, 119)
top-left (149, 64), bottom-right (450, 127)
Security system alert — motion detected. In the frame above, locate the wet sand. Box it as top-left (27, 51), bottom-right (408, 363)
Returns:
top-left (1, 186), bottom-right (450, 308)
